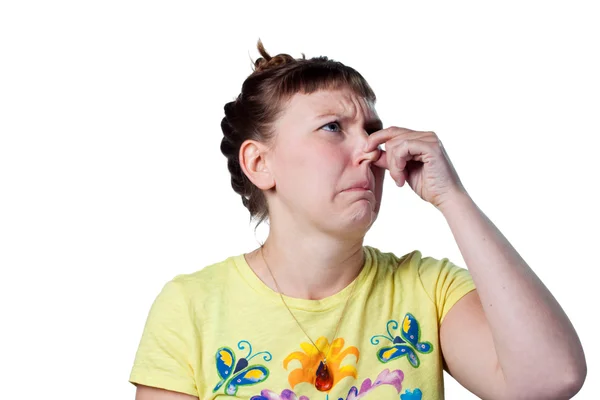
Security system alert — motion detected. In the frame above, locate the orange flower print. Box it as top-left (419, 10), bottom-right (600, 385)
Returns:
top-left (283, 337), bottom-right (359, 390)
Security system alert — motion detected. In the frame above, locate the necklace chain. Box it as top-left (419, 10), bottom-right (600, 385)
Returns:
top-left (259, 245), bottom-right (359, 363)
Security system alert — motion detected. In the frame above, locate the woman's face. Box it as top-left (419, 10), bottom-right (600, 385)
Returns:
top-left (266, 86), bottom-right (385, 236)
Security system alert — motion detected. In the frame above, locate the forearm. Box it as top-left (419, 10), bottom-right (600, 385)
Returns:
top-left (438, 191), bottom-right (586, 395)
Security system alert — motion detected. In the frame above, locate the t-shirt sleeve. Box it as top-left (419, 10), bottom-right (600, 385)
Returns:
top-left (129, 278), bottom-right (198, 397)
top-left (416, 252), bottom-right (476, 325)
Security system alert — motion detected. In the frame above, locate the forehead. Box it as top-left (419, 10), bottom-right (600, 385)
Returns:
top-left (282, 87), bottom-right (379, 122)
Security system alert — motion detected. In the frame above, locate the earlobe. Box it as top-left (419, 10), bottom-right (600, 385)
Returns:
top-left (239, 140), bottom-right (275, 190)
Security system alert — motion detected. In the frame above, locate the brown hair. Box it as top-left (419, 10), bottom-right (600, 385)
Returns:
top-left (220, 39), bottom-right (377, 229)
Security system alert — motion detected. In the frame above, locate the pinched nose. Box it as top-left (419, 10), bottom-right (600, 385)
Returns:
top-left (357, 144), bottom-right (382, 164)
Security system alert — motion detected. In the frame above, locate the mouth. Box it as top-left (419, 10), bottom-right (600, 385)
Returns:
top-left (343, 187), bottom-right (372, 192)
top-left (342, 180), bottom-right (374, 193)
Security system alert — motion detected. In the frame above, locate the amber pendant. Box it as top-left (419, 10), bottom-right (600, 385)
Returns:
top-left (315, 360), bottom-right (333, 392)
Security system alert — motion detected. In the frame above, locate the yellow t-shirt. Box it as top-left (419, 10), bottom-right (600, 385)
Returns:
top-left (129, 245), bottom-right (476, 400)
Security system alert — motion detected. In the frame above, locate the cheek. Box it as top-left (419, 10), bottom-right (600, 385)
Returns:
top-left (273, 143), bottom-right (346, 198)
top-left (289, 144), bottom-right (344, 174)
top-left (310, 147), bottom-right (346, 182)
top-left (313, 142), bottom-right (346, 162)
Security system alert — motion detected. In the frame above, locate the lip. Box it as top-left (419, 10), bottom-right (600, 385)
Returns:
top-left (342, 180), bottom-right (374, 192)
top-left (344, 187), bottom-right (372, 192)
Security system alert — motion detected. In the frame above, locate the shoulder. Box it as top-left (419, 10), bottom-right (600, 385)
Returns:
top-left (368, 245), bottom-right (467, 275)
top-left (366, 245), bottom-right (472, 293)
top-left (366, 245), bottom-right (475, 324)
top-left (165, 253), bottom-right (243, 299)
top-left (365, 245), bottom-right (428, 276)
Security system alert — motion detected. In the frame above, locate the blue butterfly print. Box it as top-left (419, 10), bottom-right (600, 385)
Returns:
top-left (370, 313), bottom-right (433, 368)
top-left (401, 388), bottom-right (423, 400)
top-left (213, 340), bottom-right (272, 396)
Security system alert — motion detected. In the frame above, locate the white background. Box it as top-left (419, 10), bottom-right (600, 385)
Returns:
top-left (1, 1), bottom-right (598, 399)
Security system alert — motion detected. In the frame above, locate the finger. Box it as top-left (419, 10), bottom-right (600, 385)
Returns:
top-left (364, 127), bottom-right (416, 153)
top-left (372, 139), bottom-right (430, 170)
top-left (388, 139), bottom-right (433, 186)
top-left (373, 149), bottom-right (407, 187)
top-left (373, 149), bottom-right (388, 169)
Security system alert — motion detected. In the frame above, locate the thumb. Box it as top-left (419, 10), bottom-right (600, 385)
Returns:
top-left (373, 149), bottom-right (388, 169)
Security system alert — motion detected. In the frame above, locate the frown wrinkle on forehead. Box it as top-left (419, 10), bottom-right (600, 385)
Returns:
top-left (310, 89), bottom-right (380, 126)
top-left (276, 88), bottom-right (382, 134)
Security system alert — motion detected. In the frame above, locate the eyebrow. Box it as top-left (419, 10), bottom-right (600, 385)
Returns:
top-left (315, 112), bottom-right (383, 131)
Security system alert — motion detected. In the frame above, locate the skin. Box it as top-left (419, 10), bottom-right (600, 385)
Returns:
top-left (242, 87), bottom-right (384, 300)
top-left (136, 86), bottom-right (586, 400)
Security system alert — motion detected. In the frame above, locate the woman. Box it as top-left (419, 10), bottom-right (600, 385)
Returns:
top-left (129, 40), bottom-right (586, 400)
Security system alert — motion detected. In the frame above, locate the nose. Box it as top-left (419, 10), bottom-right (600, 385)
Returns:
top-left (356, 134), bottom-right (381, 165)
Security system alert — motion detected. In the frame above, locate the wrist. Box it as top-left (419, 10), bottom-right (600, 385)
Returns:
top-left (436, 187), bottom-right (474, 216)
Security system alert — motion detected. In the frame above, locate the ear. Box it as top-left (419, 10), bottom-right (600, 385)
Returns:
top-left (239, 139), bottom-right (275, 190)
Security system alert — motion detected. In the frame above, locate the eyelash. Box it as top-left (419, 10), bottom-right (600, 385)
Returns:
top-left (321, 121), bottom-right (343, 133)
top-left (321, 121), bottom-right (375, 135)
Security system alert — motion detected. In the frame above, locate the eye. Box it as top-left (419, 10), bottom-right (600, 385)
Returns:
top-left (321, 121), bottom-right (342, 133)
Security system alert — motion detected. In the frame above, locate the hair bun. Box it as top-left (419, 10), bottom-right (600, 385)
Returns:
top-left (253, 39), bottom-right (300, 74)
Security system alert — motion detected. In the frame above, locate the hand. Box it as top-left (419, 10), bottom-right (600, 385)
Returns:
top-left (365, 127), bottom-right (467, 209)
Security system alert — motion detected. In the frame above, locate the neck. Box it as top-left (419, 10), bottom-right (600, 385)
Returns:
top-left (247, 224), bottom-right (366, 300)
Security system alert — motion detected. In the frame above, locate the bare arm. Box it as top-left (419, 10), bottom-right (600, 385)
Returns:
top-left (135, 384), bottom-right (199, 400)
top-left (438, 192), bottom-right (586, 399)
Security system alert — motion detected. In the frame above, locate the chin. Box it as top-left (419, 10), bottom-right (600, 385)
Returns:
top-left (342, 201), bottom-right (379, 230)
top-left (315, 198), bottom-right (379, 236)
